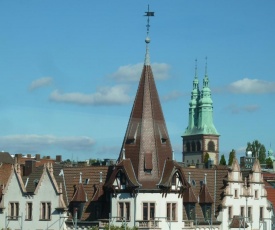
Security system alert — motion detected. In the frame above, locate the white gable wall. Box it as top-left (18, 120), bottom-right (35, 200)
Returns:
top-left (0, 169), bottom-right (67, 230)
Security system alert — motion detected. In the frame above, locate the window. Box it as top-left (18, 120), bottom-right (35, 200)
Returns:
top-left (40, 202), bottom-right (51, 220)
top-left (260, 207), bottom-right (264, 221)
top-left (234, 189), bottom-right (238, 198)
top-left (118, 202), bottom-right (130, 221)
top-left (9, 202), bottom-right (19, 220)
top-left (255, 190), bottom-right (258, 199)
top-left (240, 207), bottom-right (244, 217)
top-left (143, 203), bottom-right (155, 220)
top-left (208, 141), bottom-right (215, 151)
top-left (228, 206), bottom-right (232, 219)
top-left (185, 204), bottom-right (196, 220)
top-left (191, 142), bottom-right (196, 152)
top-left (167, 203), bottom-right (177, 221)
top-left (248, 207), bottom-right (252, 221)
top-left (205, 205), bottom-right (211, 219)
top-left (26, 202), bottom-right (32, 220)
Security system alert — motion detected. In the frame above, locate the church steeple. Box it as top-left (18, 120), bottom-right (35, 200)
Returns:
top-left (118, 6), bottom-right (172, 188)
top-left (197, 58), bottom-right (218, 135)
top-left (182, 58), bottom-right (219, 165)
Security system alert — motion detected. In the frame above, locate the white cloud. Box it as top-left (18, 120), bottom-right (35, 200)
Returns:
top-left (225, 104), bottom-right (260, 114)
top-left (49, 85), bottom-right (131, 105)
top-left (162, 90), bottom-right (182, 102)
top-left (29, 77), bottom-right (53, 91)
top-left (0, 134), bottom-right (95, 153)
top-left (109, 62), bottom-right (170, 82)
top-left (228, 78), bottom-right (275, 94)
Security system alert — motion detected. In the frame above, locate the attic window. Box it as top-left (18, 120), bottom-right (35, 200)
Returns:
top-left (34, 179), bottom-right (39, 188)
top-left (158, 124), bottom-right (168, 144)
top-left (144, 153), bottom-right (153, 173)
top-left (85, 179), bottom-right (90, 185)
top-left (126, 122), bottom-right (139, 144)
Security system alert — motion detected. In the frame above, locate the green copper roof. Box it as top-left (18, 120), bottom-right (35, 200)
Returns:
top-left (184, 61), bottom-right (219, 136)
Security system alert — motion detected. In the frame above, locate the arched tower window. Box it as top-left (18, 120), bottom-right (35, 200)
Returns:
top-left (197, 141), bottom-right (201, 151)
top-left (208, 141), bottom-right (215, 152)
top-left (192, 141), bottom-right (196, 152)
top-left (186, 142), bottom-right (191, 152)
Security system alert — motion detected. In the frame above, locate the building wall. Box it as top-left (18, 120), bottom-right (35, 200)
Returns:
top-left (110, 192), bottom-right (220, 230)
top-left (0, 170), bottom-right (67, 230)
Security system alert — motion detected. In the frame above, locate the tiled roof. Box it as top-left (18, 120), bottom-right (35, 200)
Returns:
top-left (181, 167), bottom-right (228, 219)
top-left (118, 64), bottom-right (173, 188)
top-left (0, 152), bottom-right (14, 164)
top-left (199, 184), bottom-right (214, 203)
top-left (24, 163), bottom-right (64, 193)
top-left (71, 183), bottom-right (87, 202)
top-left (63, 166), bottom-right (111, 220)
top-left (262, 172), bottom-right (275, 209)
top-left (0, 163), bottom-right (13, 204)
top-left (0, 163), bottom-right (13, 186)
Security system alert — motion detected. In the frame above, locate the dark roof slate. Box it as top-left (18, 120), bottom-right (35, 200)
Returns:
top-left (0, 152), bottom-right (14, 164)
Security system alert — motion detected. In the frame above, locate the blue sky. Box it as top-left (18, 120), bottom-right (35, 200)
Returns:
top-left (0, 1), bottom-right (274, 162)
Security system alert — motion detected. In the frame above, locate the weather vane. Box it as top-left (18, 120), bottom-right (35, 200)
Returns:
top-left (144, 5), bottom-right (154, 36)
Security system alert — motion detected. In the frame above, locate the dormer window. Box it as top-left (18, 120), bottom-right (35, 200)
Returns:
top-left (126, 122), bottom-right (139, 144)
top-left (202, 204), bottom-right (212, 220)
top-left (144, 153), bottom-right (153, 174)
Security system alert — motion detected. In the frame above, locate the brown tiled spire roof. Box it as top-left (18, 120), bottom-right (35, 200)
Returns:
top-left (183, 185), bottom-right (198, 203)
top-left (199, 184), bottom-right (214, 204)
top-left (118, 62), bottom-right (173, 188)
top-left (71, 173), bottom-right (87, 203)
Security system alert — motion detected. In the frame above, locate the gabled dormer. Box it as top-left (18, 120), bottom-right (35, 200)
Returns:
top-left (228, 158), bottom-right (243, 182)
top-left (104, 159), bottom-right (141, 196)
top-left (199, 174), bottom-right (213, 220)
top-left (157, 160), bottom-right (188, 195)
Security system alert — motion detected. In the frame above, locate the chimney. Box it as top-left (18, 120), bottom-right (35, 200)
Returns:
top-left (56, 155), bottom-right (62, 163)
top-left (27, 154), bottom-right (31, 158)
top-left (36, 154), bottom-right (41, 161)
top-left (25, 160), bottom-right (36, 176)
top-left (15, 154), bottom-right (22, 163)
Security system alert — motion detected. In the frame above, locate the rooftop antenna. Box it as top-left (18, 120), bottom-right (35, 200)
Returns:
top-left (144, 5), bottom-right (154, 65)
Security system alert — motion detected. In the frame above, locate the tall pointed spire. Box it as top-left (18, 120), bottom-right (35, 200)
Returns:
top-left (118, 6), bottom-right (172, 188)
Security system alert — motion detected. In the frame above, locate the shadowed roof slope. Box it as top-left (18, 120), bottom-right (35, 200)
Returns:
top-left (118, 64), bottom-right (173, 188)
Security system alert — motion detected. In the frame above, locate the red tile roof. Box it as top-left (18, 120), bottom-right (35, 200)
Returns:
top-left (63, 166), bottom-right (110, 220)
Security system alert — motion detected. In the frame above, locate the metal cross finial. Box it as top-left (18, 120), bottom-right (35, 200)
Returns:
top-left (144, 5), bottom-right (154, 36)
top-left (205, 56), bottom-right (208, 75)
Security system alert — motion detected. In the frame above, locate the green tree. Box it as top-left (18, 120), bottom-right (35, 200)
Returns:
top-left (246, 140), bottom-right (266, 164)
top-left (228, 149), bottom-right (236, 166)
top-left (266, 157), bottom-right (273, 169)
top-left (219, 154), bottom-right (227, 165)
top-left (204, 152), bottom-right (210, 164)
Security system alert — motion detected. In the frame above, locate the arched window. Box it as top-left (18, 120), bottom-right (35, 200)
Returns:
top-left (197, 141), bottom-right (201, 151)
top-left (186, 142), bottom-right (191, 152)
top-left (208, 141), bottom-right (215, 152)
top-left (192, 141), bottom-right (196, 152)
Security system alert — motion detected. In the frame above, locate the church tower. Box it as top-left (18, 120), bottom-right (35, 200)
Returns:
top-left (182, 59), bottom-right (219, 165)
top-left (117, 10), bottom-right (173, 188)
